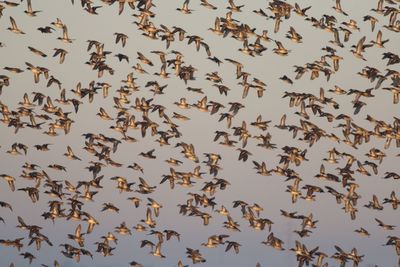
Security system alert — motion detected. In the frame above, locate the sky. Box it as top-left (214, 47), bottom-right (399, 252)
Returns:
top-left (0, 0), bottom-right (399, 266)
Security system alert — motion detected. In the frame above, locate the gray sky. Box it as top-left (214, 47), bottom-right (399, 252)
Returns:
top-left (0, 0), bottom-right (399, 266)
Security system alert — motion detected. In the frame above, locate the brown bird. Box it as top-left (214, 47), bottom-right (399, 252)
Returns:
top-left (57, 25), bottom-right (73, 43)
top-left (24, 0), bottom-right (41, 16)
top-left (177, 0), bottom-right (192, 14)
top-left (375, 218), bottom-right (396, 230)
top-left (53, 48), bottom-right (68, 64)
top-left (7, 16), bottom-right (25, 34)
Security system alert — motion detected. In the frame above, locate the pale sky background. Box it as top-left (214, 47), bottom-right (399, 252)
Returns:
top-left (0, 0), bottom-right (399, 266)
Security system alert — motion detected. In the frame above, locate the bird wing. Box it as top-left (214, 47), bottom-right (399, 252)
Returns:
top-left (356, 36), bottom-right (366, 53)
top-left (75, 224), bottom-right (81, 236)
top-left (62, 25), bottom-right (69, 39)
top-left (336, 0), bottom-right (342, 10)
top-left (27, 0), bottom-right (32, 12)
top-left (376, 30), bottom-right (382, 43)
top-left (10, 16), bottom-right (17, 29)
top-left (276, 41), bottom-right (284, 50)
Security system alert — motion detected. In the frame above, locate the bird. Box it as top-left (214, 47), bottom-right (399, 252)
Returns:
top-left (7, 16), bottom-right (25, 34)
top-left (37, 26), bottom-right (54, 33)
top-left (67, 224), bottom-right (85, 247)
top-left (147, 197), bottom-right (162, 217)
top-left (253, 161), bottom-right (272, 176)
top-left (114, 53), bottom-right (130, 63)
top-left (20, 252), bottom-right (36, 264)
top-left (137, 52), bottom-right (153, 66)
top-left (97, 107), bottom-right (113, 120)
top-left (24, 0), bottom-right (41, 16)
top-left (200, 0), bottom-right (217, 10)
top-left (294, 3), bottom-right (311, 17)
top-left (114, 32), bottom-right (128, 47)
top-left (0, 174), bottom-right (15, 192)
top-left (139, 149), bottom-right (156, 159)
top-left (64, 146), bottom-right (81, 160)
top-left (375, 218), bottom-right (396, 230)
top-left (383, 191), bottom-right (399, 210)
top-left (354, 227), bottom-right (370, 237)
top-left (273, 41), bottom-right (290, 56)
top-left (286, 26), bottom-right (303, 43)
top-left (370, 30), bottom-right (389, 48)
top-left (262, 232), bottom-right (285, 250)
top-left (332, 0), bottom-right (348, 16)
top-left (53, 48), bottom-right (68, 64)
top-left (0, 200), bottom-right (12, 211)
top-left (350, 36), bottom-right (369, 60)
top-left (177, 0), bottom-right (192, 14)
top-left (50, 18), bottom-right (64, 28)
top-left (363, 15), bottom-right (378, 31)
top-left (227, 0), bottom-right (244, 12)
top-left (57, 25), bottom-right (73, 43)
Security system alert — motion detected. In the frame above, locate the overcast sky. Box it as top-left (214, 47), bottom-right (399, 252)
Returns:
top-left (0, 0), bottom-right (399, 266)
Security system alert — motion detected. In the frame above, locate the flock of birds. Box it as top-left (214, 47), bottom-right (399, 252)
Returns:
top-left (0, 0), bottom-right (399, 266)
